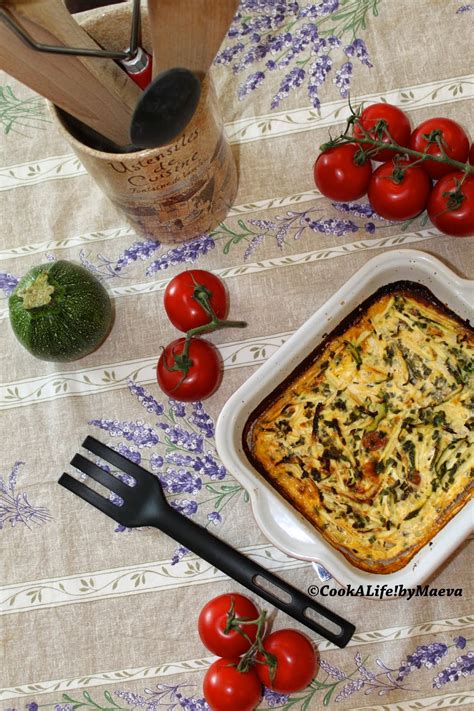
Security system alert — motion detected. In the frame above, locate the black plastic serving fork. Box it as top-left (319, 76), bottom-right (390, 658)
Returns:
top-left (59, 436), bottom-right (355, 647)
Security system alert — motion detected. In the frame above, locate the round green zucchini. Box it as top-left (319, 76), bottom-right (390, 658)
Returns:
top-left (9, 260), bottom-right (113, 362)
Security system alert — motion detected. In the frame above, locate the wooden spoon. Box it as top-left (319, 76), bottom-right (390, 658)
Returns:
top-left (147, 0), bottom-right (239, 77)
top-left (0, 0), bottom-right (141, 145)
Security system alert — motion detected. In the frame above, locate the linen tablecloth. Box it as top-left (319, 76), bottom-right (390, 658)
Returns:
top-left (1, 1), bottom-right (473, 709)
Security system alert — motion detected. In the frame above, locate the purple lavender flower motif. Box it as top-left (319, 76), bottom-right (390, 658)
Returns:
top-left (238, 70), bottom-right (266, 99)
top-left (433, 651), bottom-right (474, 688)
top-left (128, 379), bottom-right (164, 416)
top-left (127, 683), bottom-right (210, 710)
top-left (275, 221), bottom-right (291, 248)
top-left (0, 271), bottom-right (19, 296)
top-left (189, 402), bottom-right (215, 438)
top-left (171, 545), bottom-right (190, 565)
top-left (207, 511), bottom-right (222, 525)
top-left (114, 239), bottom-right (161, 273)
top-left (114, 690), bottom-right (147, 707)
top-left (249, 218), bottom-right (277, 230)
top-left (354, 650), bottom-right (376, 681)
top-left (54, 705), bottom-right (73, 711)
top-left (263, 687), bottom-right (290, 707)
top-left (26, 703), bottom-right (38, 711)
top-left (457, 4), bottom-right (474, 11)
top-left (334, 61), bottom-right (353, 97)
top-left (335, 677), bottom-right (365, 701)
top-left (159, 468), bottom-right (202, 495)
top-left (244, 233), bottom-right (265, 260)
top-left (146, 234), bottom-right (215, 274)
top-left (308, 55), bottom-right (332, 109)
top-left (319, 657), bottom-right (347, 680)
top-left (300, 0), bottom-right (340, 17)
top-left (215, 41), bottom-right (245, 64)
top-left (365, 222), bottom-right (376, 233)
top-left (454, 636), bottom-right (467, 649)
top-left (166, 451), bottom-right (195, 467)
top-left (272, 66), bottom-right (306, 108)
top-left (332, 201), bottom-right (377, 218)
top-left (112, 442), bottom-right (141, 465)
top-left (171, 498), bottom-right (198, 516)
top-left (158, 423), bottom-right (204, 453)
top-left (150, 453), bottom-right (164, 471)
top-left (88, 419), bottom-right (160, 447)
top-left (344, 38), bottom-right (373, 67)
top-left (169, 399), bottom-right (187, 417)
top-left (195, 453), bottom-right (226, 480)
top-left (1, 461), bottom-right (52, 529)
top-left (397, 642), bottom-right (449, 681)
top-left (174, 690), bottom-right (210, 710)
top-left (308, 217), bottom-right (359, 236)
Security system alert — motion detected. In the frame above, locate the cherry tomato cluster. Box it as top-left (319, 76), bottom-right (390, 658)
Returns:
top-left (313, 103), bottom-right (473, 237)
top-left (156, 270), bottom-right (246, 401)
top-left (198, 593), bottom-right (319, 711)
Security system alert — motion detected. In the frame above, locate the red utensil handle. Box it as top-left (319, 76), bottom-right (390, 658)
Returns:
top-left (120, 46), bottom-right (153, 89)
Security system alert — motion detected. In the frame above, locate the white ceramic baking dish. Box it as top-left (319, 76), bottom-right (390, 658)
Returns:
top-left (215, 249), bottom-right (473, 591)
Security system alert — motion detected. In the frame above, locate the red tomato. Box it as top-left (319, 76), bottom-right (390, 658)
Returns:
top-left (157, 337), bottom-right (221, 401)
top-left (470, 144), bottom-right (474, 165)
top-left (409, 117), bottom-right (469, 179)
top-left (367, 162), bottom-right (431, 220)
top-left (427, 172), bottom-right (474, 237)
top-left (353, 103), bottom-right (411, 162)
top-left (198, 593), bottom-right (259, 657)
top-left (313, 143), bottom-right (372, 201)
top-left (256, 629), bottom-right (319, 693)
top-left (164, 269), bottom-right (228, 332)
top-left (203, 657), bottom-right (262, 711)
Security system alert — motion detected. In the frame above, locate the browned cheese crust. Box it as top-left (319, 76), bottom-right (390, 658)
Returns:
top-left (245, 284), bottom-right (474, 573)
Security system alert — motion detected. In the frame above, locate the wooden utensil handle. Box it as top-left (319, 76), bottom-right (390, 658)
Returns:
top-left (147, 0), bottom-right (239, 76)
top-left (0, 0), bottom-right (140, 145)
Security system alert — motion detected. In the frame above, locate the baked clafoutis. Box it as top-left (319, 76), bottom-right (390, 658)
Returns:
top-left (244, 282), bottom-right (473, 574)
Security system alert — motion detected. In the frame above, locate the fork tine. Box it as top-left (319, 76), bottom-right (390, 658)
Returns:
top-left (70, 453), bottom-right (133, 498)
top-left (58, 473), bottom-right (125, 525)
top-left (82, 435), bottom-right (155, 481)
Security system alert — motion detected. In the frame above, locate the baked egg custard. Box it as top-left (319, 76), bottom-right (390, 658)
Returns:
top-left (244, 282), bottom-right (473, 573)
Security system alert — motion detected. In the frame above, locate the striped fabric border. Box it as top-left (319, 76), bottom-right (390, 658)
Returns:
top-left (2, 616), bottom-right (472, 701)
top-left (0, 76), bottom-right (472, 192)
top-left (0, 228), bottom-right (439, 323)
top-left (0, 543), bottom-right (308, 615)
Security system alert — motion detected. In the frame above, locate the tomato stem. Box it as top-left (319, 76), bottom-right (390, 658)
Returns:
top-left (161, 276), bottom-right (247, 387)
top-left (190, 279), bottom-right (247, 335)
top-left (234, 609), bottom-right (278, 680)
top-left (321, 109), bottom-right (474, 175)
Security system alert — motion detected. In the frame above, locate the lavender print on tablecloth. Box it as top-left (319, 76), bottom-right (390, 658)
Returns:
top-left (79, 240), bottom-right (161, 278)
top-left (0, 461), bottom-right (52, 529)
top-left (75, 197), bottom-right (394, 277)
top-left (16, 638), bottom-right (474, 710)
top-left (88, 380), bottom-right (244, 560)
top-left (0, 271), bottom-right (19, 296)
top-left (433, 651), bottom-right (474, 688)
top-left (397, 642), bottom-right (449, 681)
top-left (215, 0), bottom-right (378, 110)
top-left (146, 234), bottom-right (215, 275)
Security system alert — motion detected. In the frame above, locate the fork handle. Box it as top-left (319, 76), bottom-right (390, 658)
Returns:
top-left (157, 508), bottom-right (355, 647)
